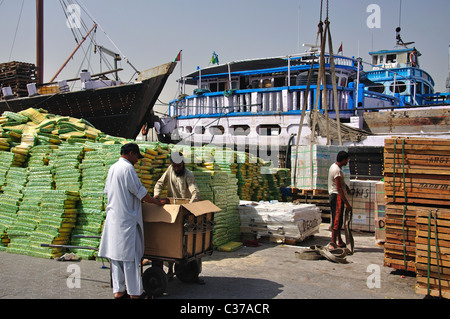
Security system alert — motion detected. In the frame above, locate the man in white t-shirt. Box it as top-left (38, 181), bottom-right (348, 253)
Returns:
top-left (328, 151), bottom-right (352, 248)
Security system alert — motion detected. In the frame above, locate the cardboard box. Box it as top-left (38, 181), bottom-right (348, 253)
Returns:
top-left (142, 199), bottom-right (221, 259)
top-left (291, 145), bottom-right (350, 191)
top-left (350, 179), bottom-right (381, 232)
top-left (374, 181), bottom-right (386, 243)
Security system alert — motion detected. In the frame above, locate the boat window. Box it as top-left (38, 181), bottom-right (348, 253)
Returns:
top-left (390, 81), bottom-right (407, 93)
top-left (231, 125), bottom-right (250, 136)
top-left (194, 126), bottom-right (205, 134)
top-left (209, 126), bottom-right (225, 135)
top-left (251, 79), bottom-right (261, 89)
top-left (209, 82), bottom-right (218, 92)
top-left (274, 77), bottom-right (285, 87)
top-left (240, 77), bottom-right (249, 90)
top-left (372, 56), bottom-right (378, 65)
top-left (257, 125), bottom-right (281, 136)
top-left (289, 76), bottom-right (296, 86)
top-left (369, 84), bottom-right (385, 94)
top-left (262, 79), bottom-right (272, 88)
top-left (415, 83), bottom-right (422, 94)
top-left (386, 54), bottom-right (397, 63)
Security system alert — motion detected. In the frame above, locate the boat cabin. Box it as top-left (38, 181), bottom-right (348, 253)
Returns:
top-left (365, 48), bottom-right (435, 104)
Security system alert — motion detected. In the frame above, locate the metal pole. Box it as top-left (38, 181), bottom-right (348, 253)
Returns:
top-left (36, 0), bottom-right (44, 84)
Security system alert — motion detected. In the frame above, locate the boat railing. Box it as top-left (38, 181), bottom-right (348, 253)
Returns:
top-left (169, 84), bottom-right (398, 118)
top-left (422, 92), bottom-right (450, 105)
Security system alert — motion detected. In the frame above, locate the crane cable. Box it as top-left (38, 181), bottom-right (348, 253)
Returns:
top-left (292, 0), bottom-right (343, 190)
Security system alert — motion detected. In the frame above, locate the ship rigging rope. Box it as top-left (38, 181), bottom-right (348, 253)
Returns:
top-left (75, 0), bottom-right (139, 74)
top-left (8, 0), bottom-right (25, 62)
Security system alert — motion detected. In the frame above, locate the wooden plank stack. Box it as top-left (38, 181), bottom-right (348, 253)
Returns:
top-left (415, 208), bottom-right (450, 299)
top-left (383, 137), bottom-right (450, 298)
top-left (383, 204), bottom-right (419, 272)
top-left (0, 61), bottom-right (37, 98)
top-left (384, 137), bottom-right (450, 207)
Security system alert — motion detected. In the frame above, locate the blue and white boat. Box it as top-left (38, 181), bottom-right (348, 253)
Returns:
top-left (160, 43), bottom-right (449, 165)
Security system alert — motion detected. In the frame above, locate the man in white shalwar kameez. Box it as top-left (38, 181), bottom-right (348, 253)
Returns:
top-left (98, 143), bottom-right (169, 299)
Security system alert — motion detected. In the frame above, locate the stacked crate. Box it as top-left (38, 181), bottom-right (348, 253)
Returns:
top-left (415, 208), bottom-right (450, 299)
top-left (383, 137), bottom-right (450, 297)
top-left (0, 61), bottom-right (37, 98)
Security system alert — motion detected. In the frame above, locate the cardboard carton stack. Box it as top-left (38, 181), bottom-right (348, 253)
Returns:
top-left (349, 180), bottom-right (379, 232)
top-left (291, 145), bottom-right (350, 191)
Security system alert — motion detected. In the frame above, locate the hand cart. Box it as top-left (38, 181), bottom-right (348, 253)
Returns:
top-left (141, 205), bottom-right (215, 298)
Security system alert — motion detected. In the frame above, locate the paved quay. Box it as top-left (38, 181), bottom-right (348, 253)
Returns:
top-left (0, 224), bottom-right (423, 301)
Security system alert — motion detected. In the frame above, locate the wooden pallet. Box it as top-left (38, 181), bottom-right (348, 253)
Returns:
top-left (292, 189), bottom-right (330, 219)
top-left (1, 61), bottom-right (37, 98)
top-left (415, 208), bottom-right (450, 298)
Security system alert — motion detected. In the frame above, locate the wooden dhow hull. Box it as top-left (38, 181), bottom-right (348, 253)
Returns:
top-left (0, 62), bottom-right (176, 139)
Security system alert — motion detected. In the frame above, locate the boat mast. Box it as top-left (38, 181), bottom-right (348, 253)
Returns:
top-left (36, 0), bottom-right (44, 84)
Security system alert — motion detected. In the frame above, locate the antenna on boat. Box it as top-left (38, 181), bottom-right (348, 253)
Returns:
top-left (395, 0), bottom-right (414, 48)
top-left (395, 27), bottom-right (415, 48)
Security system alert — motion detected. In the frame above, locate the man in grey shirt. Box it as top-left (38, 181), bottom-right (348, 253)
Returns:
top-left (154, 151), bottom-right (200, 203)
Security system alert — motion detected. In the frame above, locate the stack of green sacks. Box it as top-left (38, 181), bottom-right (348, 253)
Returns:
top-left (26, 145), bottom-right (56, 167)
top-left (28, 190), bottom-right (79, 259)
top-left (6, 166), bottom-right (52, 256)
top-left (0, 167), bottom-right (28, 250)
top-left (69, 144), bottom-right (116, 259)
top-left (225, 174), bottom-right (241, 244)
top-left (192, 171), bottom-right (214, 201)
top-left (50, 144), bottom-right (84, 192)
top-left (210, 171), bottom-right (239, 248)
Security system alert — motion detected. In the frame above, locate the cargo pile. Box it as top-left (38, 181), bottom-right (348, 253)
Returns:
top-left (383, 137), bottom-right (450, 298)
top-left (291, 144), bottom-right (350, 191)
top-left (193, 170), bottom-right (241, 248)
top-left (239, 201), bottom-right (321, 243)
top-left (0, 61), bottom-right (37, 98)
top-left (0, 108), bottom-right (284, 259)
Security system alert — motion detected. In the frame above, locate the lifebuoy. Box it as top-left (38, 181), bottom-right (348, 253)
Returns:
top-left (141, 123), bottom-right (148, 135)
top-left (410, 52), bottom-right (417, 67)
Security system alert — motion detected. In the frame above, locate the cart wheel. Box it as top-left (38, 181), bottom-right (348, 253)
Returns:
top-left (142, 266), bottom-right (168, 298)
top-left (175, 259), bottom-right (202, 283)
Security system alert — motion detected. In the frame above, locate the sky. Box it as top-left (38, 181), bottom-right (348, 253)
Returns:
top-left (1, 0), bottom-right (449, 115)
